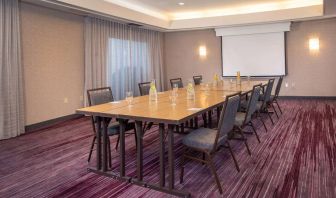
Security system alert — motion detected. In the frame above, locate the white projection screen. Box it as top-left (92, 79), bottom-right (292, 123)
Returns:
top-left (221, 32), bottom-right (286, 76)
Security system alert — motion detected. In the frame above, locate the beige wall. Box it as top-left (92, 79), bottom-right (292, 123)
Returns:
top-left (164, 18), bottom-right (336, 96)
top-left (325, 0), bottom-right (336, 16)
top-left (164, 29), bottom-right (222, 89)
top-left (21, 3), bottom-right (85, 125)
top-left (18, 3), bottom-right (336, 125)
top-left (283, 18), bottom-right (336, 96)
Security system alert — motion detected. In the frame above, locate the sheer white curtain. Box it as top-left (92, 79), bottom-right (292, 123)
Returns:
top-left (0, 0), bottom-right (25, 139)
top-left (85, 17), bottom-right (164, 101)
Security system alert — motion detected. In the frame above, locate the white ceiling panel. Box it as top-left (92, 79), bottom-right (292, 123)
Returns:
top-left (50, 0), bottom-right (324, 30)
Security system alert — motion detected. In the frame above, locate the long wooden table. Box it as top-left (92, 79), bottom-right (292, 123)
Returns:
top-left (76, 80), bottom-right (268, 197)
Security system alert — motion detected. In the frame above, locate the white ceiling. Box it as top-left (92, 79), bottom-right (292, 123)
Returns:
top-left (105, 0), bottom-right (323, 20)
top-left (53, 0), bottom-right (324, 30)
top-left (132, 0), bottom-right (274, 13)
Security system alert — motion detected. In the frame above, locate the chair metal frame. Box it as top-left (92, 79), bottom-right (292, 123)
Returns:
top-left (258, 78), bottom-right (276, 127)
top-left (235, 84), bottom-right (263, 143)
top-left (138, 81), bottom-right (151, 96)
top-left (170, 78), bottom-right (183, 89)
top-left (87, 87), bottom-right (137, 167)
top-left (138, 81), bottom-right (156, 132)
top-left (179, 92), bottom-right (251, 194)
top-left (193, 75), bottom-right (202, 85)
top-left (271, 76), bottom-right (284, 116)
top-left (191, 75), bottom-right (212, 128)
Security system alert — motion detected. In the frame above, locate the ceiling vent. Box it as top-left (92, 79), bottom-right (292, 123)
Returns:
top-left (127, 23), bottom-right (142, 27)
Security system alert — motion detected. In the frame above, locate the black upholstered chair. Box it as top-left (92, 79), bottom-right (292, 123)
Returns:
top-left (87, 87), bottom-right (136, 165)
top-left (259, 77), bottom-right (283, 118)
top-left (169, 78), bottom-right (189, 132)
top-left (272, 76), bottom-right (284, 115)
top-left (138, 82), bottom-right (151, 96)
top-left (257, 79), bottom-right (276, 127)
top-left (234, 84), bottom-right (262, 143)
top-left (170, 78), bottom-right (183, 89)
top-left (179, 93), bottom-right (251, 194)
top-left (138, 81), bottom-right (155, 132)
top-left (193, 75), bottom-right (202, 85)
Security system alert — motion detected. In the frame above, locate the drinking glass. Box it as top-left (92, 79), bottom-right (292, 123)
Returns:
top-left (173, 84), bottom-right (178, 92)
top-left (169, 90), bottom-right (177, 105)
top-left (204, 83), bottom-right (210, 95)
top-left (126, 91), bottom-right (133, 106)
top-left (230, 78), bottom-right (234, 88)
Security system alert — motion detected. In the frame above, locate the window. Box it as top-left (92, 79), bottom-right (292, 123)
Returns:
top-left (107, 38), bottom-right (150, 100)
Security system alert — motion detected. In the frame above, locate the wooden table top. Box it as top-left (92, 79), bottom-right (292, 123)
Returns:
top-left (76, 80), bottom-right (268, 124)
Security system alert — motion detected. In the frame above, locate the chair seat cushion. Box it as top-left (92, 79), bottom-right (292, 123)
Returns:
top-left (182, 128), bottom-right (224, 151)
top-left (107, 121), bottom-right (135, 136)
top-left (259, 94), bottom-right (275, 101)
top-left (256, 101), bottom-right (262, 110)
top-left (241, 100), bottom-right (263, 113)
top-left (234, 112), bottom-right (246, 126)
top-left (259, 94), bottom-right (265, 101)
top-left (240, 100), bottom-right (248, 109)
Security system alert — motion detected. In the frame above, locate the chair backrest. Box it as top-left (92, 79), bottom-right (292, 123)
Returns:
top-left (193, 75), bottom-right (202, 85)
top-left (87, 87), bottom-right (113, 106)
top-left (87, 87), bottom-right (113, 133)
top-left (138, 82), bottom-right (151, 96)
top-left (274, 76), bottom-right (283, 98)
top-left (263, 79), bottom-right (275, 104)
top-left (170, 78), bottom-right (183, 89)
top-left (244, 84), bottom-right (262, 124)
top-left (213, 93), bottom-right (240, 152)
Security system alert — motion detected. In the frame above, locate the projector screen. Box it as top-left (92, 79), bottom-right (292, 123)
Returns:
top-left (221, 32), bottom-right (286, 76)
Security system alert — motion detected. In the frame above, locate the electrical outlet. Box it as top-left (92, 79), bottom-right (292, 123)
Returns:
top-left (64, 98), bottom-right (68, 103)
top-left (292, 82), bottom-right (296, 88)
top-left (285, 82), bottom-right (289, 88)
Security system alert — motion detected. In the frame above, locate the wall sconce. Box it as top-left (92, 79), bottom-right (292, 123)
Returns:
top-left (199, 46), bottom-right (207, 57)
top-left (309, 38), bottom-right (319, 51)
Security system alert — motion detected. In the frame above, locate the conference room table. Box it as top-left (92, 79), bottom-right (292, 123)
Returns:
top-left (76, 80), bottom-right (268, 197)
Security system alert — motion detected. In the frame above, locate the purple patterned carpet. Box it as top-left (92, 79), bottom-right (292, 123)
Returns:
top-left (0, 99), bottom-right (335, 198)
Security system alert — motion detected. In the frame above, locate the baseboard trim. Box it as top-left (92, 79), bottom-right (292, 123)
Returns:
top-left (279, 96), bottom-right (336, 100)
top-left (24, 96), bottom-right (335, 132)
top-left (25, 114), bottom-right (84, 133)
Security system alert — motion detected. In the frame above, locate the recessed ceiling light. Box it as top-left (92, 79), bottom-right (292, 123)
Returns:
top-left (178, 2), bottom-right (185, 6)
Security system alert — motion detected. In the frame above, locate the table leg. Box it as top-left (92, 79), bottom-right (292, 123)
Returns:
top-left (159, 123), bottom-right (165, 187)
top-left (119, 119), bottom-right (126, 177)
top-left (202, 113), bottom-right (207, 127)
top-left (194, 117), bottom-right (198, 128)
top-left (208, 111), bottom-right (212, 128)
top-left (168, 124), bottom-right (175, 190)
top-left (135, 121), bottom-right (143, 181)
top-left (102, 117), bottom-right (108, 172)
top-left (96, 116), bottom-right (102, 170)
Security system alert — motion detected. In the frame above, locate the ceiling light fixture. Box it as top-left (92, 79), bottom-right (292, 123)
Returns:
top-left (178, 2), bottom-right (185, 6)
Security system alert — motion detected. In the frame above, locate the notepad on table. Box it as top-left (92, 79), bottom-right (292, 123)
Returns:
top-left (187, 108), bottom-right (203, 111)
